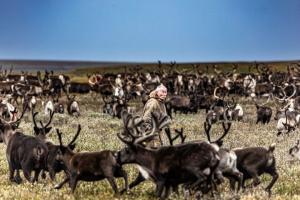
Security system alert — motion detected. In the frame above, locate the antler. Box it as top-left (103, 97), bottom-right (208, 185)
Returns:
top-left (68, 124), bottom-right (82, 146)
top-left (32, 110), bottom-right (39, 128)
top-left (45, 110), bottom-right (54, 128)
top-left (165, 127), bottom-right (186, 145)
top-left (213, 87), bottom-right (220, 99)
top-left (252, 95), bottom-right (271, 108)
top-left (38, 110), bottom-right (54, 129)
top-left (204, 122), bottom-right (212, 142)
top-left (56, 128), bottom-right (63, 147)
top-left (204, 122), bottom-right (231, 145)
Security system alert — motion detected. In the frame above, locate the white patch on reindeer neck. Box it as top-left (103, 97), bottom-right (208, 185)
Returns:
top-left (210, 143), bottom-right (220, 152)
top-left (136, 165), bottom-right (150, 180)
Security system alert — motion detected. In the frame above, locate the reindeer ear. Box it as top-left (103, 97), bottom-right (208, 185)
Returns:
top-left (11, 124), bottom-right (18, 130)
top-left (34, 127), bottom-right (40, 135)
top-left (69, 144), bottom-right (76, 150)
top-left (45, 127), bottom-right (52, 134)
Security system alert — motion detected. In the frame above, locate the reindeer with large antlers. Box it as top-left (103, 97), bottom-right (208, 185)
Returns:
top-left (274, 84), bottom-right (300, 135)
top-left (118, 113), bottom-right (221, 199)
top-left (0, 105), bottom-right (48, 184)
top-left (54, 125), bottom-right (128, 195)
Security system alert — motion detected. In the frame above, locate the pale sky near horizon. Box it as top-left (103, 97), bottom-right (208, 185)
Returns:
top-left (0, 0), bottom-right (299, 62)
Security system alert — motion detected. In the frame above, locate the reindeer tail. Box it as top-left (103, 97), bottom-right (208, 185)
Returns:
top-left (268, 143), bottom-right (276, 152)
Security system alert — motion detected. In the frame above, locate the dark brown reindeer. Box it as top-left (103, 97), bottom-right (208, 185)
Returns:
top-left (0, 105), bottom-right (48, 184)
top-left (252, 95), bottom-right (272, 124)
top-left (32, 110), bottom-right (69, 181)
top-left (54, 126), bottom-right (128, 195)
top-left (117, 114), bottom-right (220, 199)
top-left (231, 144), bottom-right (278, 196)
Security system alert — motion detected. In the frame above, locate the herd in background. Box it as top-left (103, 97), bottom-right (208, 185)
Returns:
top-left (0, 62), bottom-right (300, 199)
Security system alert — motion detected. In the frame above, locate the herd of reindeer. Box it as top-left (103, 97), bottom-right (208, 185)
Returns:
top-left (1, 61), bottom-right (300, 199)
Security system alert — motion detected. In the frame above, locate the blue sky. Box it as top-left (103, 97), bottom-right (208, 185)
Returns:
top-left (0, 0), bottom-right (299, 62)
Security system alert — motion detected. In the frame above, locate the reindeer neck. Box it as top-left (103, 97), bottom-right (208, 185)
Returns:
top-left (3, 129), bottom-right (16, 145)
top-left (134, 145), bottom-right (155, 169)
top-left (63, 150), bottom-right (76, 167)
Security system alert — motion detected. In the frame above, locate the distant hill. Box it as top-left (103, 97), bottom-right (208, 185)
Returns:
top-left (0, 59), bottom-right (299, 74)
top-left (0, 59), bottom-right (145, 71)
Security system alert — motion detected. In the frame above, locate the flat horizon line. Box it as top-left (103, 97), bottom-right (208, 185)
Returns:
top-left (0, 58), bottom-right (299, 65)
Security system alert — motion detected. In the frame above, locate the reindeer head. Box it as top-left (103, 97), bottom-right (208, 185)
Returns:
top-left (0, 105), bottom-right (27, 143)
top-left (32, 109), bottom-right (54, 140)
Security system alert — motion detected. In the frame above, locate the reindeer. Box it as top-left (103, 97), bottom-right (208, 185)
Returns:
top-left (252, 95), bottom-right (272, 124)
top-left (0, 106), bottom-right (48, 184)
top-left (225, 98), bottom-right (244, 121)
top-left (203, 122), bottom-right (243, 192)
top-left (274, 84), bottom-right (300, 135)
top-left (231, 144), bottom-right (278, 196)
top-left (31, 110), bottom-right (66, 181)
top-left (66, 94), bottom-right (80, 117)
top-left (54, 126), bottom-right (128, 195)
top-left (117, 113), bottom-right (221, 199)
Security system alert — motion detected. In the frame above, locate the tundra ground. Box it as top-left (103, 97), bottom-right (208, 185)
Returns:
top-left (0, 94), bottom-right (300, 200)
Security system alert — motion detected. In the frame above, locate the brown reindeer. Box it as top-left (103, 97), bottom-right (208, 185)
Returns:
top-left (54, 126), bottom-right (128, 195)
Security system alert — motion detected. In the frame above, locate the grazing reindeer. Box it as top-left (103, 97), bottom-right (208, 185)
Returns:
top-left (66, 94), bottom-right (80, 117)
top-left (54, 126), bottom-right (128, 195)
top-left (231, 144), bottom-right (278, 196)
top-left (0, 106), bottom-right (48, 184)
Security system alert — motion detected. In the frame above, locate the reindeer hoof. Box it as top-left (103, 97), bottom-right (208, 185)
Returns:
top-left (14, 177), bottom-right (22, 184)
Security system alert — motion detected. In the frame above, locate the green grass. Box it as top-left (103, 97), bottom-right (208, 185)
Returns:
top-left (1, 93), bottom-right (300, 199)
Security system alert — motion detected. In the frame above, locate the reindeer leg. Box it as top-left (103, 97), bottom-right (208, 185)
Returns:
top-left (8, 165), bottom-right (16, 183)
top-left (265, 169), bottom-right (279, 197)
top-left (15, 170), bottom-right (22, 184)
top-left (69, 174), bottom-right (78, 193)
top-left (23, 170), bottom-right (33, 183)
top-left (155, 180), bottom-right (166, 199)
top-left (54, 177), bottom-right (69, 189)
top-left (33, 169), bottom-right (41, 183)
top-left (162, 184), bottom-right (171, 200)
top-left (107, 177), bottom-right (119, 196)
top-left (117, 168), bottom-right (129, 194)
top-left (122, 172), bottom-right (146, 193)
top-left (49, 168), bottom-right (56, 181)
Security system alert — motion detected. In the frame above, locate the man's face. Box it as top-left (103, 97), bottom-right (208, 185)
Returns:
top-left (157, 89), bottom-right (167, 101)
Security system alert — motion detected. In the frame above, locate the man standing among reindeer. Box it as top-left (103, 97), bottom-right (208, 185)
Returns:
top-left (142, 84), bottom-right (170, 146)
